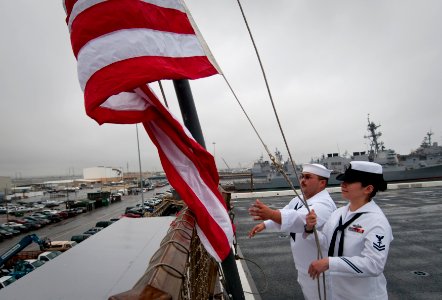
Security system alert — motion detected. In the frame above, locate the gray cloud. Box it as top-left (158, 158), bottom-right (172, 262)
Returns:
top-left (1, 0), bottom-right (441, 177)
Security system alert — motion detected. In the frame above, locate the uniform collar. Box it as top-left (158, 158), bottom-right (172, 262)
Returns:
top-left (310, 189), bottom-right (329, 199)
top-left (302, 189), bottom-right (329, 203)
top-left (346, 200), bottom-right (381, 214)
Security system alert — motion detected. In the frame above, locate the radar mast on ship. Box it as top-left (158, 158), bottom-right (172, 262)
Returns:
top-left (364, 114), bottom-right (385, 160)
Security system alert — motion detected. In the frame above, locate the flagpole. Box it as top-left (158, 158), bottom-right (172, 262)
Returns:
top-left (136, 124), bottom-right (145, 215)
top-left (173, 79), bottom-right (206, 148)
top-left (173, 79), bottom-right (245, 300)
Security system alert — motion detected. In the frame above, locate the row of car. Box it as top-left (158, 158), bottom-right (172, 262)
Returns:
top-left (70, 219), bottom-right (118, 244)
top-left (68, 191), bottom-right (170, 242)
top-left (122, 193), bottom-right (171, 218)
top-left (0, 200), bottom-right (65, 216)
top-left (0, 208), bottom-right (87, 242)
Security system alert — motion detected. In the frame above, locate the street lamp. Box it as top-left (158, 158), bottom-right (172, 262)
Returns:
top-left (136, 124), bottom-right (145, 215)
top-left (212, 142), bottom-right (216, 159)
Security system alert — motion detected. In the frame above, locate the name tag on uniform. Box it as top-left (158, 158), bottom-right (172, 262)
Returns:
top-left (348, 224), bottom-right (364, 234)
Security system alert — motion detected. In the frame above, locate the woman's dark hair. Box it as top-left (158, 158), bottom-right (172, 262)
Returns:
top-left (361, 179), bottom-right (387, 199)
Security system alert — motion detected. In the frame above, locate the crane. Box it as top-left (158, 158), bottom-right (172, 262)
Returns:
top-left (221, 157), bottom-right (231, 171)
top-left (0, 234), bottom-right (51, 267)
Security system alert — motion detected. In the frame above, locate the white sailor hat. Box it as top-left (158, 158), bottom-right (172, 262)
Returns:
top-left (336, 161), bottom-right (387, 190)
top-left (302, 163), bottom-right (332, 178)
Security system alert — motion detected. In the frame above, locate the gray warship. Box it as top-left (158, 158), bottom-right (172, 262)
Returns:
top-left (233, 117), bottom-right (442, 191)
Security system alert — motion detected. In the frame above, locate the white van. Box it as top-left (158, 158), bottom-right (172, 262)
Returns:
top-left (45, 241), bottom-right (77, 252)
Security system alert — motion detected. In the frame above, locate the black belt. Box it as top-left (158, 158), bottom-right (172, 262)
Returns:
top-left (328, 213), bottom-right (363, 256)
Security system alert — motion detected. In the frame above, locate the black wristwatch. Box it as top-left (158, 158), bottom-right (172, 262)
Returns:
top-left (304, 224), bottom-right (314, 233)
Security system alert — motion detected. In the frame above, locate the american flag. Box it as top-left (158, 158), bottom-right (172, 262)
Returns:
top-left (63, 0), bottom-right (233, 262)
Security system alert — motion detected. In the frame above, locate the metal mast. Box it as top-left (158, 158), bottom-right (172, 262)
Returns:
top-left (173, 79), bottom-right (245, 299)
top-left (365, 114), bottom-right (384, 155)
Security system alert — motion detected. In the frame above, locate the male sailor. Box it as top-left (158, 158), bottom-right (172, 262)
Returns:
top-left (249, 163), bottom-right (336, 300)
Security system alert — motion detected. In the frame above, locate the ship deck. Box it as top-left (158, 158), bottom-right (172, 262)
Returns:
top-left (0, 217), bottom-right (175, 299)
top-left (232, 181), bottom-right (442, 299)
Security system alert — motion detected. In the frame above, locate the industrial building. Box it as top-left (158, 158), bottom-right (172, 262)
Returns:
top-left (83, 167), bottom-right (123, 183)
top-left (0, 176), bottom-right (12, 200)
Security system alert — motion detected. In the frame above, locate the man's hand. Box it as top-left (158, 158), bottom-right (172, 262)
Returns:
top-left (248, 199), bottom-right (280, 223)
top-left (308, 258), bottom-right (329, 279)
top-left (248, 222), bottom-right (265, 238)
top-left (305, 209), bottom-right (317, 232)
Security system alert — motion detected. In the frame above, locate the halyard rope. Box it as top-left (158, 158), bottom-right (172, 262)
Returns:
top-left (233, 1), bottom-right (327, 298)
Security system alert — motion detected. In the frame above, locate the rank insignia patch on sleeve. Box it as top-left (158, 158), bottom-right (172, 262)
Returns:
top-left (373, 234), bottom-right (386, 251)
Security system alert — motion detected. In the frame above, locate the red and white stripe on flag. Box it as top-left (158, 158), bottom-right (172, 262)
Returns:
top-left (63, 0), bottom-right (232, 262)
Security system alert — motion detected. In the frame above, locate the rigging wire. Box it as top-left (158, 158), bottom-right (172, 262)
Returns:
top-left (234, 0), bottom-right (304, 202)
top-left (234, 0), bottom-right (326, 298)
top-left (157, 6), bottom-right (326, 297)
top-left (157, 80), bottom-right (169, 108)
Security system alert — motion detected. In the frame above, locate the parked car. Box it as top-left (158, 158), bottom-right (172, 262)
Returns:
top-left (95, 221), bottom-right (113, 228)
top-left (9, 219), bottom-right (41, 230)
top-left (70, 234), bottom-right (92, 243)
top-left (83, 227), bottom-right (102, 235)
top-left (121, 213), bottom-right (142, 218)
top-left (10, 259), bottom-right (45, 279)
top-left (60, 209), bottom-right (78, 218)
top-left (45, 214), bottom-right (63, 223)
top-left (2, 222), bottom-right (29, 233)
top-left (128, 207), bottom-right (149, 215)
top-left (0, 225), bottom-right (20, 236)
top-left (0, 275), bottom-right (16, 289)
top-left (73, 207), bottom-right (87, 214)
top-left (56, 211), bottom-right (69, 219)
top-left (30, 213), bottom-right (58, 223)
top-left (39, 210), bottom-right (59, 216)
top-left (0, 229), bottom-right (13, 238)
top-left (124, 206), bottom-right (135, 214)
top-left (23, 216), bottom-right (49, 226)
top-left (44, 241), bottom-right (77, 252)
top-left (37, 251), bottom-right (62, 262)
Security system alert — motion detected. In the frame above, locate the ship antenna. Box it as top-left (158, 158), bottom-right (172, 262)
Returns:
top-left (364, 114), bottom-right (384, 156)
top-left (427, 130), bottom-right (433, 146)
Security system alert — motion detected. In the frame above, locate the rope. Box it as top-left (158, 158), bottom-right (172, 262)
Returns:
top-left (234, 1), bottom-right (326, 298)
top-left (235, 255), bottom-right (269, 294)
top-left (233, 0), bottom-right (305, 204)
top-left (221, 74), bottom-right (269, 153)
top-left (157, 80), bottom-right (169, 108)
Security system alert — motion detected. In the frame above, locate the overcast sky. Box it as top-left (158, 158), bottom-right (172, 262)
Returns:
top-left (1, 0), bottom-right (441, 178)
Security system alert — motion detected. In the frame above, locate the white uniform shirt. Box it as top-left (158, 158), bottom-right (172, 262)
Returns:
top-left (312, 200), bottom-right (393, 300)
top-left (264, 189), bottom-right (336, 273)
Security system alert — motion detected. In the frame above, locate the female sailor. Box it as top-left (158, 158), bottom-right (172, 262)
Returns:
top-left (305, 161), bottom-right (393, 300)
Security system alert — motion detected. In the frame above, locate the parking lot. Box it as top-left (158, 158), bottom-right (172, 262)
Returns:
top-left (0, 186), bottom-right (170, 254)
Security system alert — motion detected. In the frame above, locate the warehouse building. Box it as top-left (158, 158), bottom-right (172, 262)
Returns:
top-left (83, 167), bottom-right (123, 183)
top-left (0, 176), bottom-right (12, 201)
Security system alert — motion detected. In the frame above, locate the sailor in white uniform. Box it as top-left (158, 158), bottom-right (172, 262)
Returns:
top-left (305, 161), bottom-right (393, 300)
top-left (249, 163), bottom-right (337, 300)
